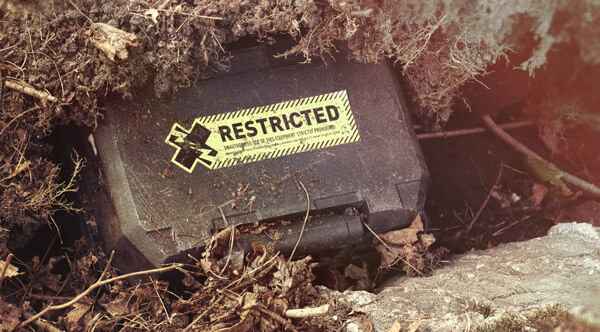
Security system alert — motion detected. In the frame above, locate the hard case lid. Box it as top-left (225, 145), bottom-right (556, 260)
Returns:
top-left (95, 47), bottom-right (428, 266)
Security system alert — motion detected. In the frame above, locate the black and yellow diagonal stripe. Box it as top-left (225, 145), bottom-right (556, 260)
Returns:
top-left (187, 90), bottom-right (360, 171)
top-left (201, 90), bottom-right (350, 124)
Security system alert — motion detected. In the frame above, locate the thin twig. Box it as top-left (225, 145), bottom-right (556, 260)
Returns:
top-left (466, 166), bottom-right (503, 233)
top-left (0, 253), bottom-right (14, 288)
top-left (0, 106), bottom-right (39, 137)
top-left (66, 0), bottom-right (94, 24)
top-left (150, 276), bottom-right (172, 324)
top-left (219, 292), bottom-right (298, 331)
top-left (288, 180), bottom-right (310, 262)
top-left (217, 207), bottom-right (235, 274)
top-left (20, 237), bottom-right (57, 304)
top-left (0, 73), bottom-right (4, 108)
top-left (417, 120), bottom-right (533, 140)
top-left (492, 216), bottom-right (532, 237)
top-left (4, 80), bottom-right (57, 103)
top-left (481, 115), bottom-right (600, 198)
top-left (183, 295), bottom-right (223, 332)
top-left (97, 250), bottom-right (115, 282)
top-left (362, 222), bottom-right (422, 276)
top-left (32, 318), bottom-right (63, 332)
top-left (219, 225), bottom-right (236, 275)
top-left (225, 254), bottom-right (279, 293)
top-left (28, 294), bottom-right (72, 302)
top-left (217, 206), bottom-right (236, 274)
top-left (157, 0), bottom-right (172, 10)
top-left (17, 263), bottom-right (182, 328)
top-left (285, 304), bottom-right (330, 318)
top-left (156, 8), bottom-right (224, 20)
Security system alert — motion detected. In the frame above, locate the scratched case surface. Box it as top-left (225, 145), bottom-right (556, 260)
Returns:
top-left (94, 46), bottom-right (429, 268)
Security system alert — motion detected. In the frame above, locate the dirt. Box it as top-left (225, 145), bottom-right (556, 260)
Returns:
top-left (421, 110), bottom-right (558, 253)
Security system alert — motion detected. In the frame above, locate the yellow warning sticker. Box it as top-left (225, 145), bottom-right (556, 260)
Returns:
top-left (165, 90), bottom-right (359, 173)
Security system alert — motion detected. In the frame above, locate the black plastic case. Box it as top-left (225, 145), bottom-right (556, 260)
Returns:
top-left (93, 46), bottom-right (429, 269)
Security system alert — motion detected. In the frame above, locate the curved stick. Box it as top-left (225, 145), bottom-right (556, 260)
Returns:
top-left (481, 115), bottom-right (600, 198)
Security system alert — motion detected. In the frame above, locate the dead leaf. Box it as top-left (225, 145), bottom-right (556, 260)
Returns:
top-left (374, 215), bottom-right (435, 273)
top-left (271, 298), bottom-right (289, 315)
top-left (380, 215), bottom-right (423, 246)
top-left (376, 242), bottom-right (417, 269)
top-left (0, 259), bottom-right (22, 278)
top-left (271, 256), bottom-right (313, 294)
top-left (381, 228), bottom-right (420, 246)
top-left (531, 183), bottom-right (548, 207)
top-left (419, 233), bottom-right (435, 248)
top-left (240, 292), bottom-right (258, 312)
top-left (65, 303), bottom-right (92, 331)
top-left (104, 298), bottom-right (129, 317)
top-left (89, 23), bottom-right (139, 62)
top-left (0, 298), bottom-right (21, 331)
top-left (410, 214), bottom-right (424, 231)
top-left (11, 160), bottom-right (30, 178)
top-left (220, 315), bottom-right (255, 332)
top-left (200, 227), bottom-right (235, 275)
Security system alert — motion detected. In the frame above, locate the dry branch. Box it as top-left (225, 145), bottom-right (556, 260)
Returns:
top-left (466, 166), bottom-right (503, 233)
top-left (4, 80), bottom-right (58, 103)
top-left (285, 304), bottom-right (330, 318)
top-left (18, 263), bottom-right (183, 329)
top-left (481, 115), bottom-right (600, 198)
top-left (416, 121), bottom-right (533, 140)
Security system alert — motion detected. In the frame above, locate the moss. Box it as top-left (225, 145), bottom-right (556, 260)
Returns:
top-left (477, 312), bottom-right (528, 332)
top-left (477, 305), bottom-right (600, 332)
top-left (469, 301), bottom-right (495, 319)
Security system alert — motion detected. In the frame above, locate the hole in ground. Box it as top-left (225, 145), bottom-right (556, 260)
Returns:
top-left (422, 107), bottom-right (567, 253)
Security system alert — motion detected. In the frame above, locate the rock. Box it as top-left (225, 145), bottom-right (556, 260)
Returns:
top-left (331, 223), bottom-right (600, 331)
top-left (342, 290), bottom-right (377, 307)
top-left (345, 321), bottom-right (362, 332)
top-left (548, 221), bottom-right (599, 241)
